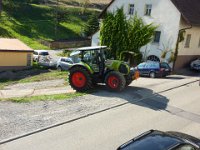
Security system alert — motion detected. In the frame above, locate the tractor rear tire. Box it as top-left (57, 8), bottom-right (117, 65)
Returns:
top-left (69, 66), bottom-right (93, 92)
top-left (105, 71), bottom-right (126, 92)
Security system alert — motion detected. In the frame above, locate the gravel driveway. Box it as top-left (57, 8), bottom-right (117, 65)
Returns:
top-left (4, 79), bottom-right (66, 90)
top-left (0, 86), bottom-right (144, 141)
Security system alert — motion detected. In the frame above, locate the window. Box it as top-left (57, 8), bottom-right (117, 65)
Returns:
top-left (198, 37), bottom-right (200, 48)
top-left (138, 63), bottom-right (146, 68)
top-left (61, 58), bottom-right (65, 62)
top-left (33, 51), bottom-right (38, 55)
top-left (129, 4), bottom-right (134, 15)
top-left (65, 59), bottom-right (73, 64)
top-left (185, 34), bottom-right (191, 48)
top-left (153, 31), bottom-right (161, 43)
top-left (160, 62), bottom-right (170, 69)
top-left (175, 144), bottom-right (196, 150)
top-left (147, 55), bottom-right (160, 62)
top-left (40, 52), bottom-right (49, 56)
top-left (145, 4), bottom-right (152, 16)
top-left (27, 54), bottom-right (32, 66)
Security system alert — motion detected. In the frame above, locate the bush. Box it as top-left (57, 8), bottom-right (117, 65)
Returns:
top-left (100, 7), bottom-right (157, 62)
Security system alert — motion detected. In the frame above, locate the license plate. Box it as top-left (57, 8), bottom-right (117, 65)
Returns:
top-left (133, 71), bottom-right (140, 80)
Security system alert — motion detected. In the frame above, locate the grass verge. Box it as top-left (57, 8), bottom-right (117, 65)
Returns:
top-left (0, 69), bottom-right (68, 90)
top-left (0, 92), bottom-right (86, 103)
top-left (19, 70), bottom-right (68, 83)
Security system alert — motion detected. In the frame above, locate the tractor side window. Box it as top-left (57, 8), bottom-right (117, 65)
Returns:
top-left (83, 51), bottom-right (92, 62)
top-left (83, 50), bottom-right (99, 64)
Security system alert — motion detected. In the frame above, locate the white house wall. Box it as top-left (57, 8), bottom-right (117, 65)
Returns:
top-left (96, 0), bottom-right (182, 62)
top-left (173, 18), bottom-right (200, 70)
top-left (178, 19), bottom-right (200, 56)
top-left (91, 31), bottom-right (100, 46)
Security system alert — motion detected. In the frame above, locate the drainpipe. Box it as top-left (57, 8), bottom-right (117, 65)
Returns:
top-left (173, 24), bottom-right (192, 71)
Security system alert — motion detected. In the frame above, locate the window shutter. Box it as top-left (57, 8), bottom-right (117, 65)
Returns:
top-left (185, 34), bottom-right (191, 48)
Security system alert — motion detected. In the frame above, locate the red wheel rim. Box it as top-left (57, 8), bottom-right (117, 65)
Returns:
top-left (108, 76), bottom-right (119, 89)
top-left (72, 72), bottom-right (86, 88)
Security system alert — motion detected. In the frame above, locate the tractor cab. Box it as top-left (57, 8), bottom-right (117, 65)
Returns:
top-left (70, 46), bottom-right (107, 74)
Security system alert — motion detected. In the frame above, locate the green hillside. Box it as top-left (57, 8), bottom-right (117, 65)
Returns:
top-left (0, 1), bottom-right (100, 49)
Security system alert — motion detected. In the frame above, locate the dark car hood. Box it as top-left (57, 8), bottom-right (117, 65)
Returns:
top-left (167, 131), bottom-right (200, 147)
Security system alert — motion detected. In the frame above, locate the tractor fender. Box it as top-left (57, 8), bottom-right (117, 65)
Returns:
top-left (103, 68), bottom-right (115, 80)
top-left (105, 59), bottom-right (130, 75)
top-left (69, 63), bottom-right (94, 74)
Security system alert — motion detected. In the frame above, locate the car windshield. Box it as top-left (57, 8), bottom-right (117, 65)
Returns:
top-left (120, 132), bottom-right (181, 150)
top-left (40, 52), bottom-right (49, 56)
top-left (161, 63), bottom-right (170, 69)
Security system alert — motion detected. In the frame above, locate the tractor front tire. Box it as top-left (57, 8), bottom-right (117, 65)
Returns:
top-left (69, 66), bottom-right (93, 92)
top-left (125, 74), bottom-right (132, 86)
top-left (105, 71), bottom-right (126, 92)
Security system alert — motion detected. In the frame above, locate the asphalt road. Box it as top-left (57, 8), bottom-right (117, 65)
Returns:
top-left (1, 76), bottom-right (200, 150)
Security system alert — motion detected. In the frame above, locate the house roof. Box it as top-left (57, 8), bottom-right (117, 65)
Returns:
top-left (171, 0), bottom-right (200, 26)
top-left (0, 38), bottom-right (33, 52)
top-left (99, 0), bottom-right (115, 18)
top-left (99, 0), bottom-right (200, 26)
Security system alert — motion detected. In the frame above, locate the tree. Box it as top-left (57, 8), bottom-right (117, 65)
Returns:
top-left (100, 8), bottom-right (157, 61)
top-left (100, 8), bottom-right (128, 59)
top-left (0, 0), bottom-right (2, 16)
top-left (126, 15), bottom-right (157, 54)
top-left (83, 13), bottom-right (99, 37)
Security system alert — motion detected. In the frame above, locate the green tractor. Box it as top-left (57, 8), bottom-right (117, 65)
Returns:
top-left (69, 46), bottom-right (139, 92)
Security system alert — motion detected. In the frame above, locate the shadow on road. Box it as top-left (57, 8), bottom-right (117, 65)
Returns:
top-left (175, 68), bottom-right (200, 77)
top-left (140, 76), bottom-right (185, 80)
top-left (164, 76), bottom-right (185, 80)
top-left (91, 85), bottom-right (169, 111)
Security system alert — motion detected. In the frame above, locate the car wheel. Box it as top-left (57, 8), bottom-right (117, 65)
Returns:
top-left (149, 72), bottom-right (156, 78)
top-left (57, 66), bottom-right (62, 71)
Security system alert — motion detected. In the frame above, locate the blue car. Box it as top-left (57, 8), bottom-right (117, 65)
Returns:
top-left (137, 61), bottom-right (171, 78)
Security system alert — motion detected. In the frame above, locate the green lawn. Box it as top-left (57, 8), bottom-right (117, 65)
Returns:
top-left (0, 1), bottom-right (99, 49)
top-left (0, 69), bottom-right (69, 90)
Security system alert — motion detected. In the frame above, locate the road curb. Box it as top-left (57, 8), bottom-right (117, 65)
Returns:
top-left (0, 79), bottom-right (199, 145)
